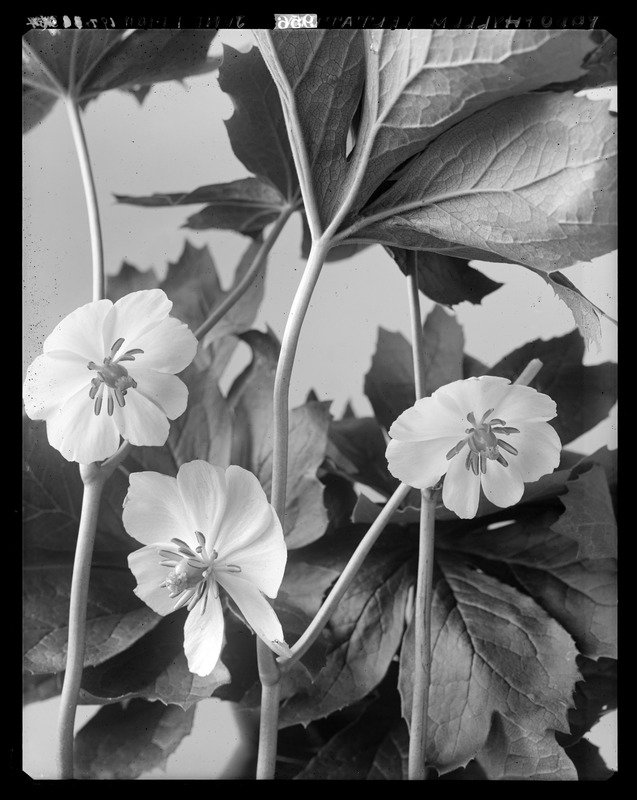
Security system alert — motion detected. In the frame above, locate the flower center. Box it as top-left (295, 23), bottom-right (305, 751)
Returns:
top-left (87, 337), bottom-right (144, 416)
top-left (445, 408), bottom-right (520, 476)
top-left (158, 531), bottom-right (242, 614)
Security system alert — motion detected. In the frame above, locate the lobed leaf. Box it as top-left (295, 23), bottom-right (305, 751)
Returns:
top-left (349, 92), bottom-right (616, 274)
top-left (78, 611), bottom-right (230, 709)
top-left (217, 44), bottom-right (300, 202)
top-left (489, 329), bottom-right (617, 446)
top-left (254, 29), bottom-right (365, 228)
top-left (275, 526), bottom-right (415, 728)
top-left (74, 698), bottom-right (196, 780)
top-left (364, 307), bottom-right (466, 430)
top-left (348, 30), bottom-right (599, 214)
top-left (399, 552), bottom-right (581, 775)
top-left (22, 29), bottom-right (219, 132)
top-left (228, 330), bottom-right (331, 548)
top-left (387, 247), bottom-right (503, 306)
top-left (116, 178), bottom-right (286, 237)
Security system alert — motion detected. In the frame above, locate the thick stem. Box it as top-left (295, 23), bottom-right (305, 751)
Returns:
top-left (56, 466), bottom-right (107, 779)
top-left (406, 263), bottom-right (436, 780)
top-left (64, 97), bottom-right (105, 302)
top-left (194, 204), bottom-right (297, 342)
top-left (282, 481), bottom-right (412, 668)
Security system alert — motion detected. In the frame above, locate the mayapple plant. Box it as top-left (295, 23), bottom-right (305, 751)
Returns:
top-left (23, 26), bottom-right (617, 781)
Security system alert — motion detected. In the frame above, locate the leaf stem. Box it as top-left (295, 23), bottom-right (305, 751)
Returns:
top-left (406, 262), bottom-right (436, 781)
top-left (194, 203), bottom-right (297, 342)
top-left (281, 481), bottom-right (412, 668)
top-left (64, 97), bottom-right (105, 301)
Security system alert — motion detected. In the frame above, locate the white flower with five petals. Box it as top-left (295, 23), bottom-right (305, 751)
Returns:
top-left (386, 376), bottom-right (562, 519)
top-left (23, 289), bottom-right (198, 464)
top-left (123, 461), bottom-right (289, 677)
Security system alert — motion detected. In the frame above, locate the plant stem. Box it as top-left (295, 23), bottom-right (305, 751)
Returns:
top-left (408, 489), bottom-right (436, 780)
top-left (514, 358), bottom-right (542, 386)
top-left (64, 97), bottom-right (105, 302)
top-left (270, 236), bottom-right (331, 516)
top-left (254, 235), bottom-right (331, 779)
top-left (406, 263), bottom-right (436, 780)
top-left (56, 465), bottom-right (106, 779)
top-left (194, 203), bottom-right (297, 342)
top-left (255, 639), bottom-right (283, 780)
top-left (282, 481), bottom-right (412, 668)
top-left (55, 443), bottom-right (131, 780)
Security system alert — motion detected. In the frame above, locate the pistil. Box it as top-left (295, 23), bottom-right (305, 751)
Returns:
top-left (446, 408), bottom-right (520, 474)
top-left (87, 338), bottom-right (144, 415)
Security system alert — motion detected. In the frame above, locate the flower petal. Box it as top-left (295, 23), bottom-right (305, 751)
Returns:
top-left (128, 368), bottom-right (189, 420)
top-left (131, 317), bottom-right (198, 374)
top-left (505, 421), bottom-right (562, 482)
top-left (442, 448), bottom-right (482, 519)
top-left (176, 461), bottom-right (228, 547)
top-left (215, 466), bottom-right (286, 596)
top-left (123, 472), bottom-right (190, 546)
top-left (42, 298), bottom-right (112, 361)
top-left (101, 289), bottom-right (173, 353)
top-left (128, 545), bottom-right (180, 616)
top-left (111, 388), bottom-right (170, 447)
top-left (495, 383), bottom-right (558, 425)
top-left (218, 573), bottom-right (285, 652)
top-left (386, 436), bottom-right (459, 489)
top-left (388, 394), bottom-right (467, 442)
top-left (183, 588), bottom-right (225, 676)
top-left (23, 352), bottom-right (90, 419)
top-left (452, 376), bottom-right (513, 424)
top-left (480, 460), bottom-right (525, 509)
top-left (46, 385), bottom-right (121, 463)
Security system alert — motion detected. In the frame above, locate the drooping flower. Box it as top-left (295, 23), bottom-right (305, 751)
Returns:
top-left (123, 460), bottom-right (289, 677)
top-left (23, 289), bottom-right (198, 464)
top-left (386, 376), bottom-right (561, 519)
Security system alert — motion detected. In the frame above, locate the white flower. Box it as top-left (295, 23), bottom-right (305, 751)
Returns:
top-left (386, 376), bottom-right (561, 519)
top-left (23, 289), bottom-right (198, 464)
top-left (123, 461), bottom-right (289, 677)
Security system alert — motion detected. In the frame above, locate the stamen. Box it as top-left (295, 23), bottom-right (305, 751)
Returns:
top-left (195, 531), bottom-right (207, 548)
top-left (496, 454), bottom-right (509, 467)
top-left (159, 549), bottom-right (178, 560)
top-left (470, 453), bottom-right (480, 476)
top-left (224, 564), bottom-right (242, 573)
top-left (114, 387), bottom-right (126, 408)
top-left (160, 560), bottom-right (179, 568)
top-left (110, 338), bottom-right (125, 356)
top-left (489, 418), bottom-right (506, 426)
top-left (466, 412), bottom-right (478, 427)
top-left (479, 453), bottom-right (487, 474)
top-left (491, 426), bottom-right (520, 435)
top-left (93, 393), bottom-right (102, 416)
top-left (186, 559), bottom-right (204, 569)
top-left (107, 393), bottom-right (114, 416)
top-left (171, 537), bottom-right (195, 553)
top-left (480, 408), bottom-right (494, 424)
top-left (497, 439), bottom-right (519, 456)
top-left (117, 348), bottom-right (144, 362)
top-left (446, 439), bottom-right (467, 460)
top-left (173, 588), bottom-right (196, 610)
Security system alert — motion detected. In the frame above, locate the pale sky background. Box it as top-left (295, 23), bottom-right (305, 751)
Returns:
top-left (22, 30), bottom-right (618, 779)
